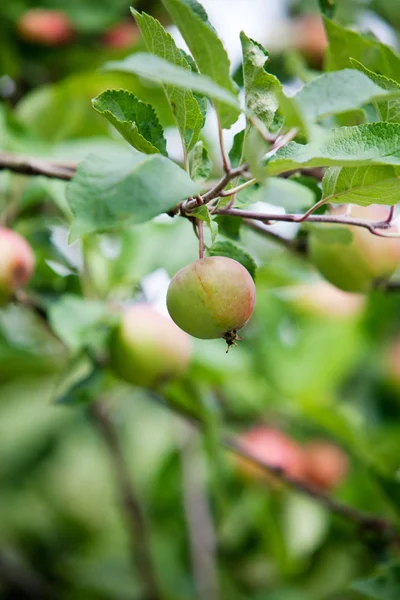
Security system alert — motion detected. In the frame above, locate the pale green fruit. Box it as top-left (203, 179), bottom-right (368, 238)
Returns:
top-left (110, 304), bottom-right (192, 388)
top-left (309, 205), bottom-right (400, 293)
top-left (166, 257), bottom-right (256, 344)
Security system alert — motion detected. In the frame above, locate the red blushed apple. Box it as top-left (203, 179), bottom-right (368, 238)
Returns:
top-left (385, 338), bottom-right (400, 389)
top-left (167, 257), bottom-right (256, 348)
top-left (236, 426), bottom-right (306, 485)
top-left (0, 228), bottom-right (35, 305)
top-left (304, 441), bottom-right (349, 491)
top-left (102, 22), bottom-right (139, 50)
top-left (18, 9), bottom-right (74, 46)
top-left (291, 14), bottom-right (327, 67)
top-left (309, 204), bottom-right (400, 293)
top-left (109, 304), bottom-right (192, 389)
top-left (293, 282), bottom-right (365, 320)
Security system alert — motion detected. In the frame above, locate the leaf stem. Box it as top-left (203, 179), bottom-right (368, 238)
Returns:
top-left (217, 120), bottom-right (230, 174)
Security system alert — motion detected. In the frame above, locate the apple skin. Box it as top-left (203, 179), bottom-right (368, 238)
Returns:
top-left (309, 205), bottom-right (400, 293)
top-left (18, 9), bottom-right (74, 46)
top-left (109, 304), bottom-right (192, 388)
top-left (166, 257), bottom-right (256, 341)
top-left (237, 427), bottom-right (306, 484)
top-left (293, 282), bottom-right (365, 320)
top-left (304, 441), bottom-right (348, 491)
top-left (102, 22), bottom-right (139, 49)
top-left (291, 14), bottom-right (327, 68)
top-left (0, 228), bottom-right (35, 305)
top-left (385, 338), bottom-right (400, 390)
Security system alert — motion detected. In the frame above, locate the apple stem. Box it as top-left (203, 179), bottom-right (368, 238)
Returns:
top-left (198, 219), bottom-right (205, 259)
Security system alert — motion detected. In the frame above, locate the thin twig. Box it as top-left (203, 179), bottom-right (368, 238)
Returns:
top-left (220, 177), bottom-right (257, 198)
top-left (217, 121), bottom-right (230, 174)
top-left (89, 401), bottom-right (162, 600)
top-left (243, 219), bottom-right (307, 255)
top-left (215, 208), bottom-right (400, 238)
top-left (198, 220), bottom-right (205, 259)
top-left (0, 153), bottom-right (76, 180)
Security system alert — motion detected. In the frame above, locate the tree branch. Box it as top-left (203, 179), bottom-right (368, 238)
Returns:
top-left (89, 401), bottom-right (162, 600)
top-left (150, 392), bottom-right (400, 547)
top-left (0, 153), bottom-right (76, 180)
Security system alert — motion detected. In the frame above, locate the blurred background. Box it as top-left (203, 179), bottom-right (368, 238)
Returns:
top-left (1, 0), bottom-right (400, 599)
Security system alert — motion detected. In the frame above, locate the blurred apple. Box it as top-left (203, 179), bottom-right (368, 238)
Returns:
top-left (0, 228), bottom-right (35, 305)
top-left (304, 441), bottom-right (349, 491)
top-left (293, 282), bottom-right (365, 320)
top-left (102, 22), bottom-right (139, 50)
top-left (309, 204), bottom-right (400, 293)
top-left (291, 14), bottom-right (327, 67)
top-left (236, 426), bottom-right (306, 484)
top-left (18, 9), bottom-right (74, 46)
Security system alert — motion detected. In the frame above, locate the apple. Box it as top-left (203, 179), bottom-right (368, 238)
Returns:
top-left (0, 228), bottom-right (35, 305)
top-left (291, 14), bottom-right (327, 68)
top-left (304, 440), bottom-right (349, 491)
top-left (102, 22), bottom-right (139, 50)
top-left (385, 338), bottom-right (400, 389)
top-left (309, 205), bottom-right (400, 293)
top-left (109, 304), bottom-right (192, 388)
top-left (18, 9), bottom-right (74, 46)
top-left (236, 426), bottom-right (306, 484)
top-left (167, 257), bottom-right (256, 347)
top-left (293, 282), bottom-right (365, 319)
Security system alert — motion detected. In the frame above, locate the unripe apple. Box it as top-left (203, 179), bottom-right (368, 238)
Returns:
top-left (293, 282), bottom-right (365, 320)
top-left (102, 22), bottom-right (139, 49)
top-left (309, 205), bottom-right (400, 293)
top-left (18, 9), bottom-right (74, 46)
top-left (304, 441), bottom-right (349, 491)
top-left (0, 228), bottom-right (35, 305)
top-left (167, 257), bottom-right (256, 347)
top-left (385, 338), bottom-right (400, 390)
top-left (236, 426), bottom-right (306, 484)
top-left (109, 304), bottom-right (192, 388)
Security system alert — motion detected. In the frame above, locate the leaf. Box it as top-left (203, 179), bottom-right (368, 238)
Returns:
top-left (229, 129), bottom-right (245, 168)
top-left (319, 0), bottom-right (336, 18)
top-left (350, 59), bottom-right (400, 124)
top-left (322, 165), bottom-right (400, 207)
top-left (295, 69), bottom-right (400, 123)
top-left (104, 53), bottom-right (241, 115)
top-left (132, 9), bottom-right (204, 150)
top-left (243, 126), bottom-right (269, 184)
top-left (324, 17), bottom-right (400, 82)
top-left (240, 32), bottom-right (279, 129)
top-left (67, 150), bottom-right (201, 239)
top-left (191, 204), bottom-right (218, 246)
top-left (161, 0), bottom-right (240, 128)
top-left (48, 294), bottom-right (114, 353)
top-left (267, 123), bottom-right (400, 176)
top-left (54, 365), bottom-right (105, 406)
top-left (351, 564), bottom-right (400, 600)
top-left (189, 141), bottom-right (212, 182)
top-left (207, 240), bottom-right (257, 280)
top-left (92, 90), bottom-right (167, 155)
top-left (251, 177), bottom-right (317, 212)
top-left (214, 215), bottom-right (242, 241)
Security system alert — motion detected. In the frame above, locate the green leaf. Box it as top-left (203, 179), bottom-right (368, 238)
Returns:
top-left (243, 126), bottom-right (269, 184)
top-left (92, 90), bottom-right (167, 155)
top-left (350, 59), bottom-right (400, 124)
top-left (207, 240), bottom-right (257, 280)
top-left (54, 365), bottom-right (105, 406)
top-left (191, 204), bottom-right (218, 246)
top-left (189, 141), bottom-right (212, 182)
top-left (49, 295), bottom-right (114, 353)
top-left (267, 123), bottom-right (400, 175)
top-left (67, 150), bottom-right (201, 239)
top-left (161, 0), bottom-right (240, 128)
top-left (240, 32), bottom-right (279, 129)
top-left (104, 53), bottom-right (241, 115)
top-left (322, 165), bottom-right (400, 207)
top-left (229, 129), bottom-right (245, 168)
top-left (324, 17), bottom-right (400, 82)
top-left (351, 564), bottom-right (400, 600)
top-left (132, 9), bottom-right (204, 150)
top-left (319, 0), bottom-right (336, 18)
top-left (251, 177), bottom-right (317, 212)
top-left (214, 215), bottom-right (242, 241)
top-left (295, 69), bottom-right (400, 122)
